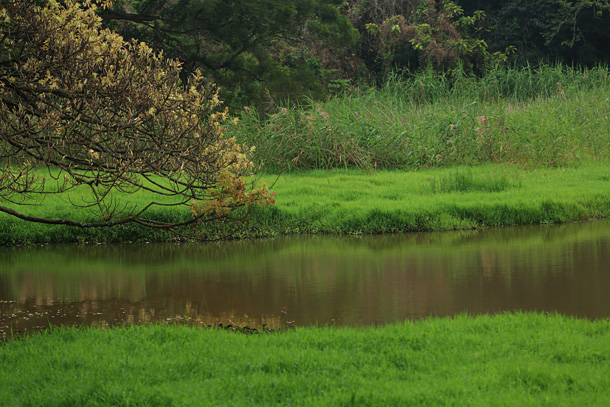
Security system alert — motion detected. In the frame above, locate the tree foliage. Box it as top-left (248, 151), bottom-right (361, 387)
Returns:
top-left (0, 0), bottom-right (273, 235)
top-left (103, 0), bottom-right (359, 109)
top-left (98, 0), bottom-right (610, 108)
top-left (458, 0), bottom-right (610, 65)
top-left (348, 0), bottom-right (489, 77)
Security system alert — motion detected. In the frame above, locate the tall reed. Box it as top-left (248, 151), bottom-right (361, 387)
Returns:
top-left (231, 64), bottom-right (610, 171)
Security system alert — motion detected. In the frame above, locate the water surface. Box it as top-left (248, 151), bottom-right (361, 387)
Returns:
top-left (1, 220), bottom-right (609, 337)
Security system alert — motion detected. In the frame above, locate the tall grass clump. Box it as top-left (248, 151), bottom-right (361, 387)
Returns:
top-left (231, 64), bottom-right (610, 171)
top-left (427, 167), bottom-right (519, 193)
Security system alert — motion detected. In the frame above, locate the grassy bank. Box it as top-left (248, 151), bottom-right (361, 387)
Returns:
top-left (2, 313), bottom-right (610, 406)
top-left (1, 65), bottom-right (610, 244)
top-left (1, 163), bottom-right (609, 243)
top-left (250, 163), bottom-right (610, 235)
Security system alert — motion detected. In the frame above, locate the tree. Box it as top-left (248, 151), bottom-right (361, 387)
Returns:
top-left (101, 0), bottom-right (359, 110)
top-left (0, 0), bottom-right (274, 237)
top-left (457, 0), bottom-right (610, 66)
top-left (346, 0), bottom-right (489, 79)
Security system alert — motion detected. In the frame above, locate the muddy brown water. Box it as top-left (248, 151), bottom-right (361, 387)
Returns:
top-left (1, 220), bottom-right (609, 338)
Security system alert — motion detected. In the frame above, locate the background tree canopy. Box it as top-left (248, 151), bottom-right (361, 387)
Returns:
top-left (458, 0), bottom-right (610, 66)
top-left (102, 0), bottom-right (610, 110)
top-left (102, 0), bottom-right (359, 110)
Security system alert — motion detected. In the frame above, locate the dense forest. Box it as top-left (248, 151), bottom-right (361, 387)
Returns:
top-left (103, 0), bottom-right (610, 110)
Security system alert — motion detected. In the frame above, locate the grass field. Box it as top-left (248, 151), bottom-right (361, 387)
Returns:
top-left (2, 313), bottom-right (609, 406)
top-left (253, 163), bottom-right (610, 235)
top-left (1, 162), bottom-right (610, 243)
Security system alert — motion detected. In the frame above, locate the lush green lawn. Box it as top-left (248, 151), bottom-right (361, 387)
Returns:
top-left (256, 162), bottom-right (610, 234)
top-left (2, 313), bottom-right (609, 406)
top-left (1, 162), bottom-right (610, 243)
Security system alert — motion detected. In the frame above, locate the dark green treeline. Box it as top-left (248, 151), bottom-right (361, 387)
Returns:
top-left (103, 0), bottom-right (610, 110)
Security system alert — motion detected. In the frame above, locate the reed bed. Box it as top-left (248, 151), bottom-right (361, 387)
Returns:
top-left (231, 64), bottom-right (610, 171)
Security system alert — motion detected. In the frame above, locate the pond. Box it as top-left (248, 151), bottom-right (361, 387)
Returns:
top-left (1, 219), bottom-right (609, 338)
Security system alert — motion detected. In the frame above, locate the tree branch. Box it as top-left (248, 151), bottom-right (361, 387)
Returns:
top-left (98, 11), bottom-right (158, 24)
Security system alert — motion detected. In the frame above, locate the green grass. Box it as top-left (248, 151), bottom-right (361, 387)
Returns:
top-left (2, 313), bottom-right (610, 406)
top-left (231, 64), bottom-right (610, 171)
top-left (1, 162), bottom-right (610, 243)
top-left (244, 162), bottom-right (610, 235)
